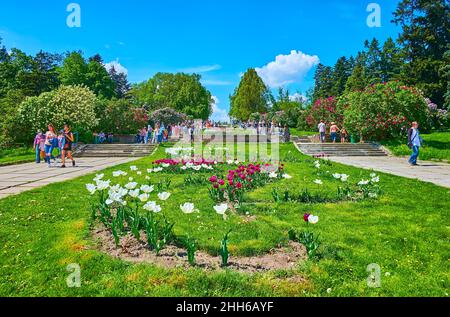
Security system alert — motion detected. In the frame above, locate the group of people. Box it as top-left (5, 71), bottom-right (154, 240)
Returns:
top-left (317, 120), bottom-right (348, 143)
top-left (33, 124), bottom-right (76, 168)
top-left (316, 119), bottom-right (424, 166)
top-left (136, 123), bottom-right (191, 144)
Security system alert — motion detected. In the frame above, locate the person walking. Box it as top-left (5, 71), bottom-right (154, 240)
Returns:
top-left (407, 122), bottom-right (423, 166)
top-left (33, 131), bottom-right (44, 163)
top-left (340, 127), bottom-right (348, 143)
top-left (330, 122), bottom-right (340, 143)
top-left (61, 124), bottom-right (76, 168)
top-left (44, 124), bottom-right (57, 167)
top-left (318, 120), bottom-right (326, 143)
top-left (283, 125), bottom-right (291, 143)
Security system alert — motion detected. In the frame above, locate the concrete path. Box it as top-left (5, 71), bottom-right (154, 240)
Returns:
top-left (0, 157), bottom-right (139, 199)
top-left (328, 156), bottom-right (450, 188)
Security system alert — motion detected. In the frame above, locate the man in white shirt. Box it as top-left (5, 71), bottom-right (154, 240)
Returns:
top-left (318, 120), bottom-right (326, 143)
top-left (407, 122), bottom-right (423, 166)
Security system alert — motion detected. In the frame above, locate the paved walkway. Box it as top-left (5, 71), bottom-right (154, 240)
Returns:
top-left (328, 156), bottom-right (450, 188)
top-left (0, 157), bottom-right (139, 199)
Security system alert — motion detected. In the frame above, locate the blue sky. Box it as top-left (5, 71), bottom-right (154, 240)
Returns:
top-left (0, 0), bottom-right (402, 121)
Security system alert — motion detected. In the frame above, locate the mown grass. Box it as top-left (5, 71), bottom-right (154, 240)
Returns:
top-left (0, 143), bottom-right (448, 297)
top-left (0, 147), bottom-right (35, 166)
top-left (290, 129), bottom-right (317, 137)
top-left (383, 131), bottom-right (450, 162)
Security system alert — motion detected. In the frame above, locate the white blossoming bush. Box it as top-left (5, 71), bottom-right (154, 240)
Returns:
top-left (18, 85), bottom-right (98, 136)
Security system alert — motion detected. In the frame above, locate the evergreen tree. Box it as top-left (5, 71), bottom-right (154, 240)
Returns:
top-left (345, 52), bottom-right (368, 93)
top-left (393, 0), bottom-right (450, 106)
top-left (364, 38), bottom-right (383, 84)
top-left (58, 51), bottom-right (88, 86)
top-left (312, 64), bottom-right (334, 101)
top-left (229, 68), bottom-right (270, 121)
top-left (108, 66), bottom-right (131, 98)
top-left (380, 37), bottom-right (403, 82)
top-left (331, 56), bottom-right (352, 96)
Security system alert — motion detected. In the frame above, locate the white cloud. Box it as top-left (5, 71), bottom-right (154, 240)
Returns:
top-left (289, 93), bottom-right (307, 103)
top-left (104, 59), bottom-right (128, 75)
top-left (210, 96), bottom-right (230, 123)
top-left (255, 50), bottom-right (320, 88)
top-left (179, 64), bottom-right (221, 73)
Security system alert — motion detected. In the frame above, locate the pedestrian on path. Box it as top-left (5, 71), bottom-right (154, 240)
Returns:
top-left (318, 120), bottom-right (326, 143)
top-left (407, 121), bottom-right (423, 166)
top-left (330, 122), bottom-right (340, 143)
top-left (33, 131), bottom-right (44, 163)
top-left (61, 124), bottom-right (76, 168)
top-left (44, 124), bottom-right (57, 167)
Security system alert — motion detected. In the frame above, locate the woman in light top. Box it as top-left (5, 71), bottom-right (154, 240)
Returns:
top-left (44, 124), bottom-right (57, 167)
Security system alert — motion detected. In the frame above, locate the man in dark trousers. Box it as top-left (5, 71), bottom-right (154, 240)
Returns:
top-left (407, 122), bottom-right (423, 166)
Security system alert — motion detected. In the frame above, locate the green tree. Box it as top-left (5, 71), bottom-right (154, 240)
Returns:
top-left (58, 51), bottom-right (88, 86)
top-left (312, 64), bottom-right (334, 101)
top-left (229, 69), bottom-right (270, 121)
top-left (131, 72), bottom-right (212, 120)
top-left (392, 0), bottom-right (450, 106)
top-left (364, 38), bottom-right (383, 84)
top-left (86, 59), bottom-right (116, 99)
top-left (108, 66), bottom-right (130, 98)
top-left (331, 56), bottom-right (352, 96)
top-left (380, 37), bottom-right (403, 82)
top-left (345, 52), bottom-right (368, 93)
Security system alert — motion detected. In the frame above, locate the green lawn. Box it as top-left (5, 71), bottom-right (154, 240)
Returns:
top-left (290, 129), bottom-right (317, 137)
top-left (0, 143), bottom-right (448, 296)
top-left (383, 131), bottom-right (450, 162)
top-left (0, 147), bottom-right (35, 166)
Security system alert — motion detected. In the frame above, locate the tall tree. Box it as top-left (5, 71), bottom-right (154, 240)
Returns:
top-left (130, 72), bottom-right (212, 120)
top-left (392, 0), bottom-right (450, 106)
top-left (86, 59), bottom-right (116, 99)
top-left (345, 52), bottom-right (368, 93)
top-left (58, 51), bottom-right (88, 86)
top-left (312, 64), bottom-right (334, 101)
top-left (380, 37), bottom-right (403, 82)
top-left (229, 68), bottom-right (270, 121)
top-left (331, 56), bottom-right (352, 96)
top-left (108, 66), bottom-right (130, 98)
top-left (364, 38), bottom-right (383, 84)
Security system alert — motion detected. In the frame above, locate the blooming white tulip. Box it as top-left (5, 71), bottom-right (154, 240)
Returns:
top-left (358, 180), bottom-right (369, 186)
top-left (161, 163), bottom-right (170, 168)
top-left (140, 185), bottom-right (154, 193)
top-left (128, 177), bottom-right (134, 182)
top-left (340, 174), bottom-right (349, 182)
top-left (105, 199), bottom-right (114, 205)
top-left (313, 179), bottom-right (323, 185)
top-left (269, 172), bottom-right (278, 179)
top-left (147, 168), bottom-right (154, 173)
top-left (370, 173), bottom-right (377, 178)
top-left (143, 201), bottom-right (162, 213)
top-left (282, 174), bottom-right (293, 179)
top-left (137, 171), bottom-right (142, 175)
top-left (227, 160), bottom-right (234, 165)
top-left (86, 184), bottom-right (97, 195)
top-left (308, 215), bottom-right (319, 224)
top-left (181, 166), bottom-right (188, 170)
top-left (113, 170), bottom-right (126, 177)
top-left (333, 173), bottom-right (342, 179)
top-left (213, 203), bottom-right (228, 220)
top-left (158, 192), bottom-right (171, 201)
top-left (129, 189), bottom-right (140, 198)
top-left (130, 166), bottom-right (138, 171)
top-left (368, 193), bottom-right (378, 198)
top-left (371, 176), bottom-right (380, 183)
top-left (180, 203), bottom-right (197, 214)
top-left (93, 174), bottom-right (104, 182)
top-left (138, 193), bottom-right (150, 202)
top-left (192, 166), bottom-right (201, 171)
top-left (96, 180), bottom-right (111, 190)
top-left (125, 182), bottom-right (138, 190)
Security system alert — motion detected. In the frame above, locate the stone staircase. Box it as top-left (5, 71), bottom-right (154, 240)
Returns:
top-left (74, 144), bottom-right (158, 158)
top-left (295, 143), bottom-right (387, 157)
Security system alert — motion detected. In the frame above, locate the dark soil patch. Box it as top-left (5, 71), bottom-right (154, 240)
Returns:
top-left (92, 226), bottom-right (307, 273)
